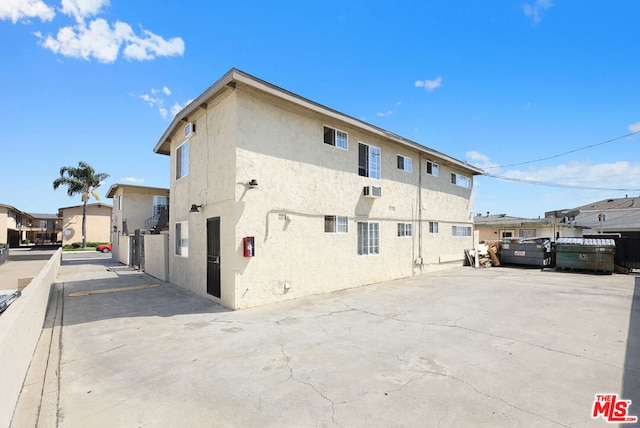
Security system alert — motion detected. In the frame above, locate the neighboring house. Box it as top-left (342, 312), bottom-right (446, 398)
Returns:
top-left (26, 213), bottom-right (61, 244)
top-left (546, 196), bottom-right (640, 238)
top-left (106, 184), bottom-right (169, 264)
top-left (0, 204), bottom-right (61, 247)
top-left (474, 213), bottom-right (583, 242)
top-left (153, 68), bottom-right (483, 310)
top-left (58, 203), bottom-right (112, 246)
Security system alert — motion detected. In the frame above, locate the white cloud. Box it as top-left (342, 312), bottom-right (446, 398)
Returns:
top-left (20, 0), bottom-right (185, 62)
top-left (504, 161), bottom-right (640, 190)
top-left (415, 77), bottom-right (442, 92)
top-left (377, 110), bottom-right (394, 118)
top-left (135, 89), bottom-right (191, 120)
top-left (629, 122), bottom-right (640, 133)
top-left (152, 86), bottom-right (171, 96)
top-left (0, 0), bottom-right (55, 23)
top-left (171, 100), bottom-right (193, 118)
top-left (522, 0), bottom-right (553, 25)
top-left (466, 151), bottom-right (500, 171)
top-left (122, 177), bottom-right (145, 183)
top-left (39, 18), bottom-right (184, 63)
top-left (61, 0), bottom-right (109, 23)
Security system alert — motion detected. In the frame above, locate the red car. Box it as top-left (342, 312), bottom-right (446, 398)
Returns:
top-left (96, 243), bottom-right (112, 253)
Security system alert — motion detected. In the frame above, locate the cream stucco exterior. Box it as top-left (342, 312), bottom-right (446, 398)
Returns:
top-left (155, 69), bottom-right (483, 310)
top-left (58, 203), bottom-right (111, 246)
top-left (106, 184), bottom-right (169, 264)
top-left (474, 214), bottom-right (584, 243)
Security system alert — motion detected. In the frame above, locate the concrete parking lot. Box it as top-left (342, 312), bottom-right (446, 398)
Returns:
top-left (14, 256), bottom-right (640, 427)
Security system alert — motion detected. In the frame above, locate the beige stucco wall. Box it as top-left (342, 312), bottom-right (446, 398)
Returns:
top-left (168, 87), bottom-right (238, 309)
top-left (165, 84), bottom-right (476, 310)
top-left (60, 205), bottom-right (111, 245)
top-left (0, 209), bottom-right (7, 244)
top-left (143, 233), bottom-right (169, 281)
top-left (230, 87), bottom-right (474, 308)
top-left (476, 223), bottom-right (583, 242)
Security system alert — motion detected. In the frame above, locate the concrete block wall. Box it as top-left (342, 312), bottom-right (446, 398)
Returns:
top-left (0, 248), bottom-right (61, 428)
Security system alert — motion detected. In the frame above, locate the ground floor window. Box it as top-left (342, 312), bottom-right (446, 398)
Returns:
top-left (357, 222), bottom-right (379, 255)
top-left (452, 225), bottom-right (472, 237)
top-left (519, 229), bottom-right (536, 238)
top-left (324, 215), bottom-right (348, 233)
top-left (175, 221), bottom-right (189, 256)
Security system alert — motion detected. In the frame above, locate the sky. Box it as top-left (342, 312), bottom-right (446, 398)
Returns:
top-left (1, 0), bottom-right (639, 218)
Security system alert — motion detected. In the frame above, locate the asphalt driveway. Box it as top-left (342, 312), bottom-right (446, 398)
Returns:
top-left (36, 258), bottom-right (640, 427)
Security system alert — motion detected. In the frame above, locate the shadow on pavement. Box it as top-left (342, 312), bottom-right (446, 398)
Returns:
top-left (623, 278), bottom-right (640, 418)
top-left (57, 258), bottom-right (229, 326)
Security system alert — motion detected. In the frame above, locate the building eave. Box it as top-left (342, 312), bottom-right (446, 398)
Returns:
top-left (153, 69), bottom-right (484, 176)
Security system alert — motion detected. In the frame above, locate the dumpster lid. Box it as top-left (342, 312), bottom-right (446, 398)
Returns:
top-left (556, 237), bottom-right (615, 247)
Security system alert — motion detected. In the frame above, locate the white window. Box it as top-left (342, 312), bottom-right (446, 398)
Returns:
top-left (176, 141), bottom-right (189, 179)
top-left (175, 222), bottom-right (189, 256)
top-left (397, 223), bottom-right (412, 237)
top-left (519, 229), bottom-right (536, 238)
top-left (452, 225), bottom-right (472, 237)
top-left (357, 222), bottom-right (379, 255)
top-left (324, 215), bottom-right (348, 233)
top-left (451, 173), bottom-right (471, 188)
top-left (323, 126), bottom-right (348, 150)
top-left (358, 143), bottom-right (381, 179)
top-left (397, 155), bottom-right (412, 172)
top-left (426, 161), bottom-right (439, 176)
top-left (429, 221), bottom-right (439, 234)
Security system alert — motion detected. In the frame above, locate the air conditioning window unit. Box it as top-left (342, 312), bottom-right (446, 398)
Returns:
top-left (363, 185), bottom-right (382, 198)
top-left (185, 122), bottom-right (196, 138)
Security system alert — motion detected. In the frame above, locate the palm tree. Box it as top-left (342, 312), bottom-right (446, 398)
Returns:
top-left (53, 161), bottom-right (109, 248)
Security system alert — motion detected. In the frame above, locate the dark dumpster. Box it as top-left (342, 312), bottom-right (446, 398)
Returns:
top-left (555, 237), bottom-right (615, 273)
top-left (501, 237), bottom-right (552, 267)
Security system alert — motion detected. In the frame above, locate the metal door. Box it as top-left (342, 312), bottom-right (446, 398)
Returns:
top-left (207, 217), bottom-right (221, 298)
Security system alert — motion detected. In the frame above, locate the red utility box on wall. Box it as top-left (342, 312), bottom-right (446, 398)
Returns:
top-left (243, 236), bottom-right (255, 257)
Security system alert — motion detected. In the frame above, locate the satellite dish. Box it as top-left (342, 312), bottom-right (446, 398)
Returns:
top-left (566, 210), bottom-right (580, 218)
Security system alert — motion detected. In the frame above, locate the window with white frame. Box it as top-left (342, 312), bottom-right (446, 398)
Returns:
top-left (429, 221), bottom-right (439, 234)
top-left (324, 215), bottom-right (348, 233)
top-left (323, 126), bottom-right (348, 150)
top-left (519, 229), bottom-right (536, 238)
top-left (397, 223), bottom-right (412, 237)
top-left (397, 155), bottom-right (412, 172)
top-left (452, 225), bottom-right (472, 237)
top-left (426, 161), bottom-right (439, 176)
top-left (451, 173), bottom-right (471, 188)
top-left (358, 143), bottom-right (381, 179)
top-left (176, 141), bottom-right (189, 180)
top-left (175, 221), bottom-right (189, 256)
top-left (357, 222), bottom-right (379, 255)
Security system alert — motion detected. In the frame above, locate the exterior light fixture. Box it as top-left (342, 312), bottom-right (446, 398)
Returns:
top-left (189, 204), bottom-right (203, 213)
top-left (248, 179), bottom-right (258, 188)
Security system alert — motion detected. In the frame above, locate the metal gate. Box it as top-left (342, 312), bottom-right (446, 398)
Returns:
top-left (130, 229), bottom-right (145, 271)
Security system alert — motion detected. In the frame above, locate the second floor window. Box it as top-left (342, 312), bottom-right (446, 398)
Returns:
top-left (176, 141), bottom-right (189, 179)
top-left (397, 155), bottom-right (412, 172)
top-left (323, 126), bottom-right (348, 150)
top-left (358, 143), bottom-right (381, 179)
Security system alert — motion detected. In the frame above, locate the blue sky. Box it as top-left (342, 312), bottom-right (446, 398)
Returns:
top-left (1, 0), bottom-right (639, 218)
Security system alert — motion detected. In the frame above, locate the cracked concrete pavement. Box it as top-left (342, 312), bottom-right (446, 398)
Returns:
top-left (20, 254), bottom-right (640, 427)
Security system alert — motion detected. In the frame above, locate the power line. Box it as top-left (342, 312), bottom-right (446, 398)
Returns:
top-left (482, 172), bottom-right (640, 192)
top-left (482, 130), bottom-right (640, 170)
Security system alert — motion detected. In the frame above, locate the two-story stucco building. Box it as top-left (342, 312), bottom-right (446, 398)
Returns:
top-left (106, 184), bottom-right (169, 265)
top-left (153, 69), bottom-right (483, 310)
top-left (58, 203), bottom-right (111, 247)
